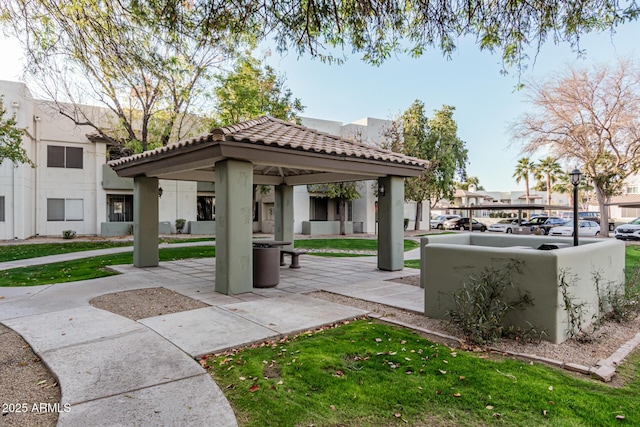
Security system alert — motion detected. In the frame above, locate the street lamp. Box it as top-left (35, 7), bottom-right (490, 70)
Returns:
top-left (569, 169), bottom-right (582, 246)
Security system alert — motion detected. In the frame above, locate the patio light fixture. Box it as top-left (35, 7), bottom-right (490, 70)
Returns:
top-left (158, 187), bottom-right (164, 198)
top-left (378, 182), bottom-right (385, 197)
top-left (569, 169), bottom-right (582, 246)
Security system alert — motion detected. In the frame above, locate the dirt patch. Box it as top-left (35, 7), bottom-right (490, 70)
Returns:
top-left (90, 287), bottom-right (209, 321)
top-left (0, 324), bottom-right (60, 427)
top-left (387, 275), bottom-right (420, 286)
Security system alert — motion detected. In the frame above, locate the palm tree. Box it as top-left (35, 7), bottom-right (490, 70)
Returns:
top-left (513, 157), bottom-right (535, 204)
top-left (534, 157), bottom-right (563, 206)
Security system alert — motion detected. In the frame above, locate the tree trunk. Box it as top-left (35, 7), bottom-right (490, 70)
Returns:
top-left (414, 201), bottom-right (422, 231)
top-left (593, 185), bottom-right (610, 238)
top-left (338, 199), bottom-right (346, 235)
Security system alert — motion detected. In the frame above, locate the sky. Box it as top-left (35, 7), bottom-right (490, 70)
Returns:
top-left (1, 20), bottom-right (639, 191)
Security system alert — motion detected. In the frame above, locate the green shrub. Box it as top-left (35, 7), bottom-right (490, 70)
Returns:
top-left (175, 218), bottom-right (186, 234)
top-left (447, 259), bottom-right (535, 345)
top-left (62, 230), bottom-right (76, 240)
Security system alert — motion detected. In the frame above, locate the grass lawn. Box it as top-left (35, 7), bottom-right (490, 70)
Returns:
top-left (625, 244), bottom-right (640, 268)
top-left (0, 246), bottom-right (215, 287)
top-left (208, 319), bottom-right (640, 427)
top-left (294, 238), bottom-right (419, 252)
top-left (0, 237), bottom-right (214, 263)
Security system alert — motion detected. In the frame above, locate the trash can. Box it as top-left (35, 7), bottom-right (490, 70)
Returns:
top-left (253, 247), bottom-right (280, 288)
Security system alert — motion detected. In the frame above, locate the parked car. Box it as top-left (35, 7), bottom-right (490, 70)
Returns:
top-left (430, 214), bottom-right (461, 229)
top-left (443, 217), bottom-right (487, 232)
top-left (523, 216), bottom-right (565, 235)
top-left (487, 218), bottom-right (526, 233)
top-left (614, 217), bottom-right (640, 241)
top-left (561, 211), bottom-right (616, 231)
top-left (549, 220), bottom-right (601, 237)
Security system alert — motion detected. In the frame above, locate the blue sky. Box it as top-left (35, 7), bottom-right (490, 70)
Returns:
top-left (2, 20), bottom-right (639, 190)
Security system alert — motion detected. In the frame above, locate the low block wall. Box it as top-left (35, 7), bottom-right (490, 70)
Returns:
top-left (420, 233), bottom-right (625, 343)
top-left (101, 221), bottom-right (173, 236)
top-left (302, 221), bottom-right (354, 235)
top-left (189, 221), bottom-right (216, 235)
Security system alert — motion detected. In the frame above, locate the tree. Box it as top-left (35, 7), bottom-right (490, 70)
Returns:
top-left (125, 1), bottom-right (638, 73)
top-left (1, 0), bottom-right (251, 152)
top-left (533, 156), bottom-right (563, 207)
top-left (512, 157), bottom-right (535, 204)
top-left (210, 53), bottom-right (306, 228)
top-left (551, 173), bottom-right (595, 209)
top-left (458, 176), bottom-right (484, 191)
top-left (211, 54), bottom-right (305, 126)
top-left (0, 97), bottom-right (34, 167)
top-left (512, 59), bottom-right (640, 236)
top-left (326, 182), bottom-right (361, 236)
top-left (385, 100), bottom-right (468, 230)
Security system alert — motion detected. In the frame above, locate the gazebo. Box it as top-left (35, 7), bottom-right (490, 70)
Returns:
top-left (109, 116), bottom-right (428, 295)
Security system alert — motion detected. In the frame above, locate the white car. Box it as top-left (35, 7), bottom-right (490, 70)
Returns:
top-left (430, 214), bottom-right (461, 229)
top-left (549, 220), bottom-right (600, 237)
top-left (614, 217), bottom-right (640, 241)
top-left (487, 219), bottom-right (524, 233)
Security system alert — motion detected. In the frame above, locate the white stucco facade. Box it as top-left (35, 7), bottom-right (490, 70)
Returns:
top-left (2, 80), bottom-right (427, 239)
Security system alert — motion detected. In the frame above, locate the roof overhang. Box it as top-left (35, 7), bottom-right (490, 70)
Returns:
top-left (108, 116), bottom-right (428, 185)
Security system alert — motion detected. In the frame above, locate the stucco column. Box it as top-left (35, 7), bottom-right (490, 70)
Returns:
top-left (215, 159), bottom-right (253, 295)
top-left (274, 184), bottom-right (294, 250)
top-left (377, 176), bottom-right (404, 271)
top-left (133, 176), bottom-right (159, 267)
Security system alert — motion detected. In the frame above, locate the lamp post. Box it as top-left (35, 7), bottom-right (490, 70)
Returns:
top-left (569, 169), bottom-right (582, 246)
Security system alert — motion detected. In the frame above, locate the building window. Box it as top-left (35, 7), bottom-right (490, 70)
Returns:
top-left (0, 196), bottom-right (4, 222)
top-left (197, 196), bottom-right (215, 221)
top-left (47, 199), bottom-right (84, 221)
top-left (47, 146), bottom-right (83, 169)
top-left (107, 195), bottom-right (133, 222)
top-left (627, 185), bottom-right (639, 194)
top-left (309, 197), bottom-right (328, 221)
top-left (622, 207), bottom-right (640, 218)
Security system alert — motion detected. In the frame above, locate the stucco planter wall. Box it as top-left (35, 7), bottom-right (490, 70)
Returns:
top-left (101, 221), bottom-right (172, 236)
top-left (301, 221), bottom-right (359, 235)
top-left (420, 233), bottom-right (625, 343)
top-left (189, 221), bottom-right (216, 235)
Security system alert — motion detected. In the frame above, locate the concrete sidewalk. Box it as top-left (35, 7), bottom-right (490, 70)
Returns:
top-left (0, 253), bottom-right (422, 426)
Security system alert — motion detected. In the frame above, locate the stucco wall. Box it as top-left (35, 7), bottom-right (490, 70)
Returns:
top-left (420, 233), bottom-right (625, 343)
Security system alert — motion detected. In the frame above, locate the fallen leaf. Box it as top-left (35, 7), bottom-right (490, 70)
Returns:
top-left (459, 376), bottom-right (465, 381)
top-left (542, 410), bottom-right (548, 416)
top-left (492, 413), bottom-right (502, 418)
top-left (436, 390), bottom-right (442, 395)
top-left (549, 401), bottom-right (556, 405)
top-left (394, 413), bottom-right (401, 418)
top-left (443, 360), bottom-right (448, 364)
top-left (401, 340), bottom-right (406, 344)
top-left (330, 405), bottom-right (336, 411)
top-left (548, 386), bottom-right (553, 391)
top-left (277, 380), bottom-right (284, 385)
top-left (616, 415), bottom-right (625, 420)
top-left (453, 393), bottom-right (461, 397)
top-left (439, 369), bottom-right (447, 374)
top-left (239, 376), bottom-right (246, 381)
top-left (486, 405), bottom-right (494, 410)
top-left (375, 338), bottom-right (382, 342)
top-left (249, 384), bottom-right (259, 393)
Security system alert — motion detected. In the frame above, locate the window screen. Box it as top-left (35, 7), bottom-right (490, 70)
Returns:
top-left (65, 147), bottom-right (83, 169)
top-left (65, 199), bottom-right (84, 221)
top-left (47, 199), bottom-right (65, 221)
top-left (47, 146), bottom-right (65, 168)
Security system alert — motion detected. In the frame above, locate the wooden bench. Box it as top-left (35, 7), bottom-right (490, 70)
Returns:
top-left (280, 249), bottom-right (308, 269)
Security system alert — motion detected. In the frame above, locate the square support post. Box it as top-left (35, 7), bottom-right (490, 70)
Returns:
top-left (377, 176), bottom-right (404, 271)
top-left (215, 159), bottom-right (253, 295)
top-left (133, 176), bottom-right (159, 267)
top-left (274, 184), bottom-right (294, 250)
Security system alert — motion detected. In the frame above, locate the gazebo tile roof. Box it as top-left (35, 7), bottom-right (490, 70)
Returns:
top-left (108, 116), bottom-right (428, 168)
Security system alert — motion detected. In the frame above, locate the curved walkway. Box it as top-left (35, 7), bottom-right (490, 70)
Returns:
top-left (0, 247), bottom-right (422, 426)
